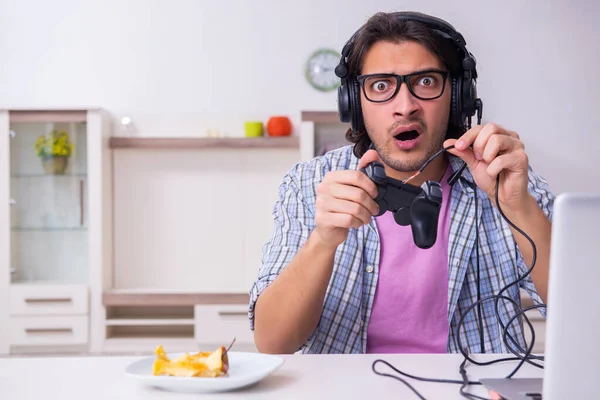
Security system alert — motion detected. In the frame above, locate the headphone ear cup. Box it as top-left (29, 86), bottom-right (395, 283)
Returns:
top-left (451, 77), bottom-right (463, 129)
top-left (462, 79), bottom-right (477, 119)
top-left (349, 80), bottom-right (365, 132)
top-left (337, 82), bottom-right (351, 124)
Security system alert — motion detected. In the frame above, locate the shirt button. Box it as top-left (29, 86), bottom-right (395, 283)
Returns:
top-left (365, 265), bottom-right (374, 273)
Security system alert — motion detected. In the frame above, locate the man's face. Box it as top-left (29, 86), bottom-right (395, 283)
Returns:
top-left (360, 40), bottom-right (452, 173)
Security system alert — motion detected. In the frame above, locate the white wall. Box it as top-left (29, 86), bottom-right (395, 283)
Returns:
top-left (1, 0), bottom-right (598, 194)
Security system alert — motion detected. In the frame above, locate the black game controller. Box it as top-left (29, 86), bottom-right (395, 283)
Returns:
top-left (360, 161), bottom-right (443, 249)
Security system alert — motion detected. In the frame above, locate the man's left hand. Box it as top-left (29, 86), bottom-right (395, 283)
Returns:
top-left (444, 123), bottom-right (531, 213)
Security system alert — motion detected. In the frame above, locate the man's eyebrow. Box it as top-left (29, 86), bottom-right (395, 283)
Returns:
top-left (361, 67), bottom-right (446, 75)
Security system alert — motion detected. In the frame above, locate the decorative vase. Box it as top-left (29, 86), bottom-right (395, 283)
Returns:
top-left (41, 156), bottom-right (69, 175)
top-left (266, 116), bottom-right (292, 137)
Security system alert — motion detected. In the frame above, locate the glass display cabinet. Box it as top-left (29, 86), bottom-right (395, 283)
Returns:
top-left (0, 109), bottom-right (112, 355)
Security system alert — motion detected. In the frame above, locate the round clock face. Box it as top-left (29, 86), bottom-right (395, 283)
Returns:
top-left (305, 48), bottom-right (341, 92)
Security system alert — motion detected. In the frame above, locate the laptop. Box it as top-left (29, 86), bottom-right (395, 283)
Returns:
top-left (480, 193), bottom-right (600, 400)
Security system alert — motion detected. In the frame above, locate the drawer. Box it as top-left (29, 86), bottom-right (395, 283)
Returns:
top-left (9, 316), bottom-right (88, 346)
top-left (194, 304), bottom-right (255, 348)
top-left (9, 284), bottom-right (88, 316)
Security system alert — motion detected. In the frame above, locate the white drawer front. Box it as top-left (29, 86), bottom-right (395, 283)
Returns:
top-left (9, 316), bottom-right (89, 346)
top-left (9, 284), bottom-right (88, 316)
top-left (194, 305), bottom-right (255, 348)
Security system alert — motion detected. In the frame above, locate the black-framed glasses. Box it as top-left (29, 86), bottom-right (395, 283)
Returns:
top-left (357, 69), bottom-right (449, 103)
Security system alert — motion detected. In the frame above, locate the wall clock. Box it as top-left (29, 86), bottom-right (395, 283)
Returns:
top-left (305, 48), bottom-right (341, 92)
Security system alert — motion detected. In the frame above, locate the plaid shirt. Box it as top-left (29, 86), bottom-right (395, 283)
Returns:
top-left (249, 145), bottom-right (553, 354)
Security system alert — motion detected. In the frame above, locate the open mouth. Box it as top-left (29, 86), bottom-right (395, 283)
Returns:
top-left (394, 130), bottom-right (420, 141)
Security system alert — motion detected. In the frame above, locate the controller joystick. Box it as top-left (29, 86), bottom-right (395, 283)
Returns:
top-left (360, 161), bottom-right (443, 249)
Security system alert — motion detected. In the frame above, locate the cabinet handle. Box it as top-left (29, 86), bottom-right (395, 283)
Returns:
top-left (9, 199), bottom-right (16, 205)
top-left (218, 311), bottom-right (247, 317)
top-left (80, 179), bottom-right (84, 225)
top-left (25, 328), bottom-right (73, 335)
top-left (9, 130), bottom-right (16, 138)
top-left (25, 298), bottom-right (73, 304)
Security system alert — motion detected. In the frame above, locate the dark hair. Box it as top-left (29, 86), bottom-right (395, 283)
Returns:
top-left (344, 12), bottom-right (466, 158)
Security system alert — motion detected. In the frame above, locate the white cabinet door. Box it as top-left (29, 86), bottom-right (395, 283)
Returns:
top-left (195, 304), bottom-right (255, 352)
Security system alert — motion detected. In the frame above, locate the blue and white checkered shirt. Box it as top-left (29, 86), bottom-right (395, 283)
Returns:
top-left (249, 145), bottom-right (553, 354)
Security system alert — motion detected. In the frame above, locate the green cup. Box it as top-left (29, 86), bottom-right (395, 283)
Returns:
top-left (244, 121), bottom-right (264, 137)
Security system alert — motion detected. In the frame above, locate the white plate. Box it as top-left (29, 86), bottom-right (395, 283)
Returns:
top-left (125, 351), bottom-right (285, 393)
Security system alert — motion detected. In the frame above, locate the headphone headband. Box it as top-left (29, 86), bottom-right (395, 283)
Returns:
top-left (395, 11), bottom-right (466, 46)
top-left (337, 11), bottom-right (475, 78)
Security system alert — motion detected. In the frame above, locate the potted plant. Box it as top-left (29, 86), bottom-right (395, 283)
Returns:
top-left (34, 129), bottom-right (75, 175)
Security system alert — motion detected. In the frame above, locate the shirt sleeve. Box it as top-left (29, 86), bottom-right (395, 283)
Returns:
top-left (516, 166), bottom-right (555, 318)
top-left (248, 164), bottom-right (315, 332)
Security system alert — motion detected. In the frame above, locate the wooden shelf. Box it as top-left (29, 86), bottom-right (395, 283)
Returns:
top-left (103, 290), bottom-right (249, 306)
top-left (106, 325), bottom-right (194, 339)
top-left (301, 111), bottom-right (346, 124)
top-left (109, 136), bottom-right (299, 149)
top-left (105, 318), bottom-right (196, 326)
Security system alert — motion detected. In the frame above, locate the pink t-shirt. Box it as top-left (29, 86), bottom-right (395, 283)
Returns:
top-left (366, 166), bottom-right (453, 354)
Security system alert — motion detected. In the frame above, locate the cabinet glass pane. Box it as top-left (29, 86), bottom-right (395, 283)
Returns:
top-left (9, 121), bottom-right (88, 284)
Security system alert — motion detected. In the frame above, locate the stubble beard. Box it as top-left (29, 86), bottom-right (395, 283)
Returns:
top-left (366, 118), bottom-right (448, 173)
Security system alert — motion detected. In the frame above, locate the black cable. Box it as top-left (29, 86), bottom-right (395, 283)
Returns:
top-left (372, 359), bottom-right (481, 400)
top-left (459, 358), bottom-right (489, 400)
top-left (456, 177), bottom-right (534, 360)
top-left (473, 183), bottom-right (485, 354)
top-left (373, 358), bottom-right (481, 386)
top-left (370, 142), bottom-right (546, 399)
top-left (454, 173), bottom-right (545, 388)
top-left (455, 175), bottom-right (545, 369)
top-left (455, 293), bottom-right (544, 370)
top-left (414, 145), bottom-right (452, 174)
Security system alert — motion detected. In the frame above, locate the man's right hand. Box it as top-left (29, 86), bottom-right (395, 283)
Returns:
top-left (313, 149), bottom-right (383, 248)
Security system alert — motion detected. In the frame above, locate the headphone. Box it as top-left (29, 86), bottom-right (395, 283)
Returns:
top-left (335, 11), bottom-right (483, 134)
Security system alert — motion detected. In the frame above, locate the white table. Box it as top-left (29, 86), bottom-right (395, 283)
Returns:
top-left (0, 353), bottom-right (543, 399)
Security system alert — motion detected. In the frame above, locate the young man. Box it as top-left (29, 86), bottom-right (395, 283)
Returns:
top-left (249, 11), bottom-right (553, 355)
